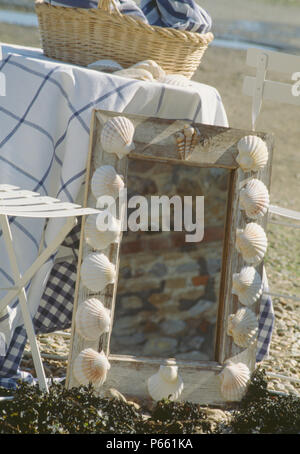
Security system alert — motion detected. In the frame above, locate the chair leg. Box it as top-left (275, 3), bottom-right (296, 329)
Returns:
top-left (0, 215), bottom-right (48, 392)
top-left (0, 216), bottom-right (76, 315)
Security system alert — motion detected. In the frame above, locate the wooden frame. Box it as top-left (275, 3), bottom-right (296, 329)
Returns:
top-left (66, 109), bottom-right (274, 405)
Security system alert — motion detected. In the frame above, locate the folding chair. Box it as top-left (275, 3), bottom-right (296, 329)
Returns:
top-left (0, 184), bottom-right (98, 392)
top-left (243, 47), bottom-right (300, 226)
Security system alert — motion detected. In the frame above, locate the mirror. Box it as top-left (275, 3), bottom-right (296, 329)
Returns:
top-left (110, 159), bottom-right (230, 361)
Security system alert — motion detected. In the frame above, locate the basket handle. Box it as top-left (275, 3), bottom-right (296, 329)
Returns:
top-left (97, 0), bottom-right (120, 14)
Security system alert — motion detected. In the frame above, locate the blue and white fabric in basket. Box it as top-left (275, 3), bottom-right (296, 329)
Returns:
top-left (141, 0), bottom-right (212, 32)
top-left (46, 0), bottom-right (149, 23)
top-left (46, 0), bottom-right (212, 32)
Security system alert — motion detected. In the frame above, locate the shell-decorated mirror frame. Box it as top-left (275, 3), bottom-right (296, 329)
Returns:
top-left (65, 109), bottom-right (274, 405)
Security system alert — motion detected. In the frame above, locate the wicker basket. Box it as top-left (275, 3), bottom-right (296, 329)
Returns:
top-left (35, 0), bottom-right (214, 78)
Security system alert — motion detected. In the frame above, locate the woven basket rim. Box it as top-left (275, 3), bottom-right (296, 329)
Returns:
top-left (35, 1), bottom-right (214, 46)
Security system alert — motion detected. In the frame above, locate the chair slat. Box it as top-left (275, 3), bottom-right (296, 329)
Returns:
top-left (0, 191), bottom-right (41, 200)
top-left (0, 207), bottom-right (99, 218)
top-left (0, 202), bottom-right (82, 213)
top-left (0, 196), bottom-right (59, 206)
top-left (246, 47), bottom-right (300, 75)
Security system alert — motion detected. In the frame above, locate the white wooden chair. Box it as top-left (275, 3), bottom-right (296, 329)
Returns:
top-left (0, 184), bottom-right (98, 392)
top-left (243, 47), bottom-right (300, 227)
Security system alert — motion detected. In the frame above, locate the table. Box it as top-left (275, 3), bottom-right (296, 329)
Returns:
top-left (0, 43), bottom-right (272, 389)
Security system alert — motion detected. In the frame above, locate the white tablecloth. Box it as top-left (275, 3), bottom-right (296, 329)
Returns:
top-left (0, 43), bottom-right (230, 383)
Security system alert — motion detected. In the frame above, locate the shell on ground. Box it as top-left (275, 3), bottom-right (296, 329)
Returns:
top-left (147, 365), bottom-right (184, 401)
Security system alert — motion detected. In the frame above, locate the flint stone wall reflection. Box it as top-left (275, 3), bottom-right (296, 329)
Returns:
top-left (110, 160), bottom-right (229, 361)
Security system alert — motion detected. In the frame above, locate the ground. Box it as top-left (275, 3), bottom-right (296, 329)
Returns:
top-left (0, 0), bottom-right (300, 399)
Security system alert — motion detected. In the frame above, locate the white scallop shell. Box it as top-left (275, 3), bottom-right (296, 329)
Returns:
top-left (232, 266), bottom-right (263, 306)
top-left (91, 165), bottom-right (124, 200)
top-left (87, 59), bottom-right (123, 73)
top-left (219, 361), bottom-right (251, 401)
top-left (237, 136), bottom-right (268, 172)
top-left (227, 308), bottom-right (258, 348)
top-left (73, 349), bottom-right (110, 387)
top-left (85, 213), bottom-right (121, 250)
top-left (101, 117), bottom-right (135, 159)
top-left (75, 298), bottom-right (111, 341)
top-left (159, 74), bottom-right (193, 88)
top-left (132, 60), bottom-right (165, 80)
top-left (81, 252), bottom-right (116, 292)
top-left (147, 365), bottom-right (184, 402)
top-left (236, 222), bottom-right (267, 266)
top-left (240, 179), bottom-right (270, 219)
top-left (115, 68), bottom-right (154, 81)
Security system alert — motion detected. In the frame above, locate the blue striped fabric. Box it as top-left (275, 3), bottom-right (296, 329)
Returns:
top-left (47, 0), bottom-right (149, 22)
top-left (141, 0), bottom-right (212, 33)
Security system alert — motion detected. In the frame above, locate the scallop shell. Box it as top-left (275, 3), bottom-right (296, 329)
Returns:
top-left (240, 179), bottom-right (270, 219)
top-left (175, 126), bottom-right (200, 160)
top-left (159, 74), bottom-right (193, 88)
top-left (237, 136), bottom-right (268, 172)
top-left (87, 59), bottom-right (123, 73)
top-left (147, 365), bottom-right (184, 402)
top-left (75, 298), bottom-right (111, 341)
top-left (101, 117), bottom-right (135, 159)
top-left (236, 222), bottom-right (267, 266)
top-left (219, 361), bottom-right (251, 401)
top-left (73, 348), bottom-right (110, 387)
top-left (91, 165), bottom-right (124, 200)
top-left (227, 307), bottom-right (258, 347)
top-left (232, 266), bottom-right (263, 306)
top-left (85, 213), bottom-right (121, 250)
top-left (132, 60), bottom-right (165, 80)
top-left (115, 68), bottom-right (154, 82)
top-left (81, 252), bottom-right (116, 292)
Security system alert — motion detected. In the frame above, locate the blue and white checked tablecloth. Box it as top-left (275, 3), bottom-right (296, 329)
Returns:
top-left (0, 43), bottom-right (273, 388)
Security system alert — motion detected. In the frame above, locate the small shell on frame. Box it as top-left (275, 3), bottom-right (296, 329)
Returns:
top-left (219, 361), bottom-right (251, 402)
top-left (227, 307), bottom-right (258, 348)
top-left (85, 213), bottom-right (121, 250)
top-left (232, 266), bottom-right (263, 306)
top-left (91, 165), bottom-right (124, 200)
top-left (114, 68), bottom-right (154, 82)
top-left (101, 116), bottom-right (135, 159)
top-left (132, 60), bottom-right (165, 80)
top-left (87, 59), bottom-right (124, 73)
top-left (240, 179), bottom-right (270, 219)
top-left (147, 365), bottom-right (184, 402)
top-left (81, 252), bottom-right (116, 293)
top-left (73, 348), bottom-right (110, 387)
top-left (236, 136), bottom-right (268, 172)
top-left (236, 222), bottom-right (267, 266)
top-left (75, 298), bottom-right (111, 341)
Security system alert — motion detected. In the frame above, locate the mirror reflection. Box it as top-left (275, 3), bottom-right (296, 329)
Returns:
top-left (110, 159), bottom-right (230, 361)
